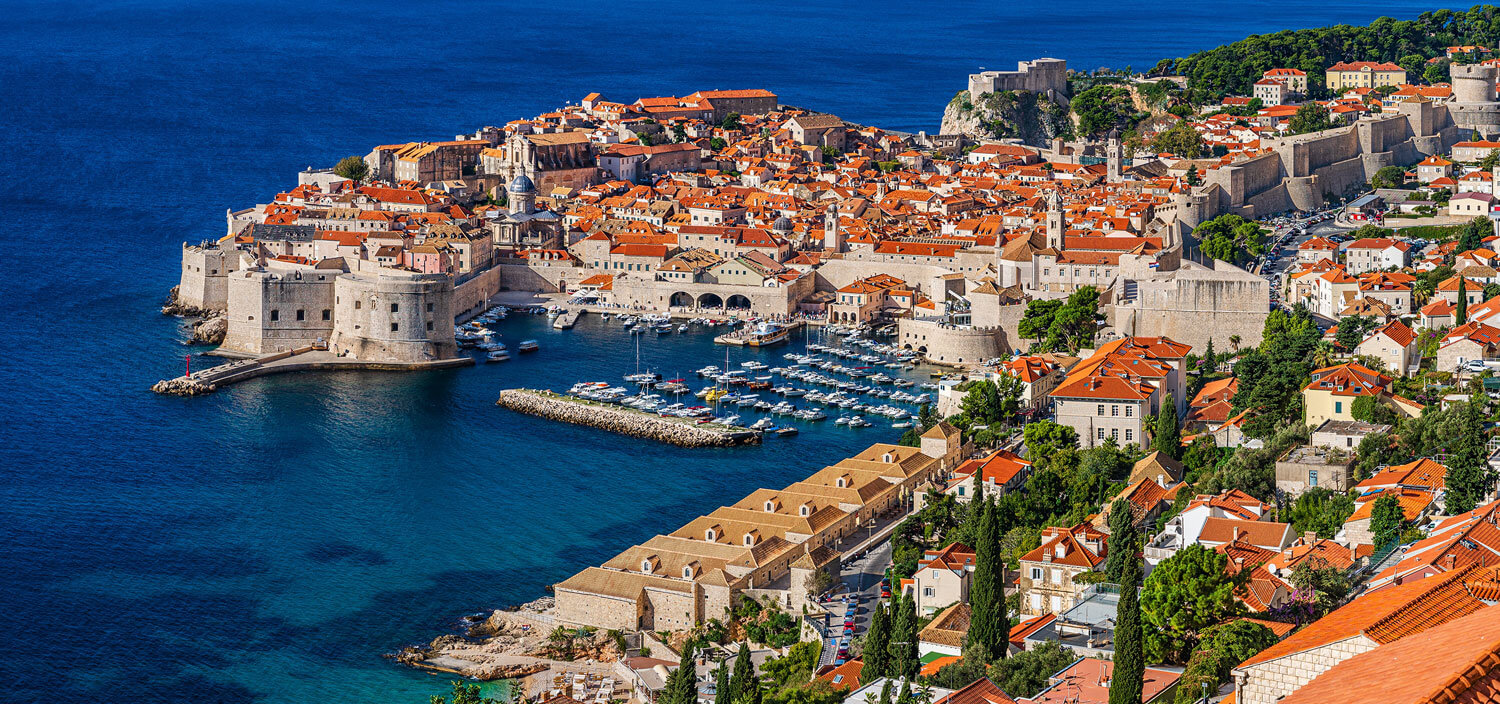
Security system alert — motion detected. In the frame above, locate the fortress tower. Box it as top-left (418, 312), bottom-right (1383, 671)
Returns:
top-left (1449, 63), bottom-right (1500, 138)
top-left (968, 58), bottom-right (1069, 102)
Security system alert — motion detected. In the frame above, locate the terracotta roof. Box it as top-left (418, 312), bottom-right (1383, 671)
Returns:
top-left (932, 676), bottom-right (1015, 704)
top-left (1277, 604), bottom-right (1500, 704)
top-left (1199, 517), bottom-right (1292, 550)
top-left (1235, 566), bottom-right (1486, 670)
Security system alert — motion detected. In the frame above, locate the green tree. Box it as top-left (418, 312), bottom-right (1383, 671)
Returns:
top-left (1446, 396), bottom-right (1490, 515)
top-left (671, 124), bottom-right (688, 143)
top-left (1425, 60), bottom-right (1450, 86)
top-left (722, 112), bottom-right (742, 130)
top-left (710, 136), bottom-right (728, 150)
top-left (1369, 494), bottom-right (1405, 549)
top-left (1335, 315), bottom-right (1377, 350)
top-left (1288, 103), bottom-right (1332, 134)
top-left (889, 593), bottom-right (920, 679)
top-left (967, 499), bottom-right (1007, 662)
top-left (1289, 560), bottom-right (1354, 617)
top-left (1171, 621), bottom-right (1277, 704)
top-left (660, 643), bottom-right (698, 704)
top-left (1371, 165), bottom-right (1406, 189)
top-left (728, 643), bottom-right (753, 704)
top-left (1109, 542), bottom-right (1145, 704)
top-left (334, 155), bottom-right (369, 181)
top-left (1106, 497), bottom-right (1141, 584)
top-left (1141, 545), bottom-right (1240, 664)
top-left (429, 680), bottom-right (503, 704)
top-left (1070, 85), bottom-right (1138, 137)
top-left (1024, 420), bottom-right (1078, 459)
top-left (1017, 299), bottom-right (1062, 347)
top-left (1350, 395), bottom-right (1398, 425)
top-left (716, 656), bottom-right (733, 704)
top-left (861, 601), bottom-right (890, 682)
top-left (1287, 487), bottom-right (1356, 539)
top-left (1354, 431), bottom-right (1397, 480)
top-left (1155, 393), bottom-right (1181, 459)
top-left (1151, 120), bottom-right (1206, 158)
top-left (986, 641), bottom-right (1078, 698)
top-left (1458, 276), bottom-right (1469, 325)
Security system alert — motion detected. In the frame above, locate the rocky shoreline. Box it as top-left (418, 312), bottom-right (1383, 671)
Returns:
top-left (391, 599), bottom-right (625, 682)
top-left (161, 286), bottom-right (227, 345)
top-left (497, 388), bottom-right (761, 447)
top-left (151, 377), bottom-right (216, 396)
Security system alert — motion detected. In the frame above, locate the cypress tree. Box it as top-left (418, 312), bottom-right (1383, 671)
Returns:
top-left (877, 679), bottom-right (893, 704)
top-left (714, 655), bottom-right (731, 704)
top-left (890, 592), bottom-right (920, 679)
top-left (1108, 548), bottom-right (1144, 704)
top-left (1105, 497), bottom-right (1140, 585)
top-left (896, 679), bottom-right (913, 704)
top-left (663, 642), bottom-right (697, 704)
top-left (1154, 393), bottom-right (1179, 459)
top-left (1446, 394), bottom-right (1489, 514)
top-left (966, 499), bottom-right (1006, 662)
top-left (727, 643), bottom-right (752, 704)
top-left (862, 600), bottom-right (891, 682)
top-left (1203, 338), bottom-right (1216, 372)
top-left (1458, 277), bottom-right (1470, 325)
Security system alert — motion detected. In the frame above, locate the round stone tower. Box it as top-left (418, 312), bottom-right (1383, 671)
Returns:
top-left (1449, 63), bottom-right (1500, 138)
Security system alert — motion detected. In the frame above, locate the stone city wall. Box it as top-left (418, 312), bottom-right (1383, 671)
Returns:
top-left (897, 318), bottom-right (1007, 366)
top-left (176, 243), bottom-right (239, 313)
top-left (220, 268), bottom-right (337, 355)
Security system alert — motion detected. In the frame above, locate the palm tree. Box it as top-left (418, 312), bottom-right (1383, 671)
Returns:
top-left (1313, 340), bottom-right (1337, 368)
top-left (549, 626), bottom-right (574, 659)
top-left (1229, 334), bottom-right (1241, 353)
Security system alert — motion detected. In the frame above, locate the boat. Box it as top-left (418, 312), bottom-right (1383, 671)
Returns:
top-left (744, 321), bottom-right (791, 347)
top-left (891, 421), bottom-right (913, 429)
top-left (486, 348), bottom-right (510, 362)
top-left (775, 427), bottom-right (799, 437)
top-left (678, 324), bottom-right (689, 333)
top-left (517, 339), bottom-right (539, 353)
top-left (695, 365), bottom-right (721, 376)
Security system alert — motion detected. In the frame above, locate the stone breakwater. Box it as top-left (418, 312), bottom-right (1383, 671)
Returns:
top-left (151, 377), bottom-right (216, 396)
top-left (497, 389), bottom-right (760, 447)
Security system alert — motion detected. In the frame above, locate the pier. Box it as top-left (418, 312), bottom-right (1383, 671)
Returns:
top-left (496, 388), bottom-right (761, 447)
top-left (152, 347), bottom-right (473, 396)
top-left (552, 309), bottom-right (582, 329)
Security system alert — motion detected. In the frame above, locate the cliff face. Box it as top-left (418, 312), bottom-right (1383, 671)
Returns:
top-left (939, 89), bottom-right (1071, 146)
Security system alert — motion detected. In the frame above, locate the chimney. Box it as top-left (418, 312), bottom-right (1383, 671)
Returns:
top-left (1235, 556), bottom-right (1244, 569)
top-left (1157, 473), bottom-right (1166, 488)
top-left (1445, 553), bottom-right (1458, 570)
top-left (1232, 526), bottom-right (1241, 541)
top-left (1303, 531), bottom-right (1317, 544)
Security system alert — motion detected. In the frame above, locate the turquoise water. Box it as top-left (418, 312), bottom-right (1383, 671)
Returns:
top-left (0, 0), bottom-right (1471, 702)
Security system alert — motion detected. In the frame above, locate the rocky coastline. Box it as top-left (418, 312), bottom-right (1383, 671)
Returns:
top-left (151, 377), bottom-right (216, 396)
top-left (497, 388), bottom-right (761, 447)
top-left (161, 286), bottom-right (228, 345)
top-left (391, 599), bottom-right (624, 682)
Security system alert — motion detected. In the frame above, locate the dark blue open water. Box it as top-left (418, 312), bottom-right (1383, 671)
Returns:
top-left (0, 1), bottom-right (1466, 702)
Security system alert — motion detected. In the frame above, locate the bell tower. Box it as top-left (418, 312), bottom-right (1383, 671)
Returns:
top-left (1046, 190), bottom-right (1065, 250)
top-left (823, 204), bottom-right (842, 253)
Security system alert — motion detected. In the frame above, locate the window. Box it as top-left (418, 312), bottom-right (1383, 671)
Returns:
top-left (295, 309), bottom-right (304, 321)
top-left (355, 300), bottom-right (361, 310)
top-left (1110, 428), bottom-right (1119, 440)
top-left (1097, 428), bottom-right (1106, 440)
top-left (322, 309), bottom-right (331, 321)
top-left (1335, 401), bottom-right (1343, 414)
top-left (1050, 568), bottom-right (1062, 583)
top-left (923, 587), bottom-right (934, 597)
top-left (1111, 405), bottom-right (1119, 417)
top-left (270, 310), bottom-right (279, 322)
top-left (1098, 404), bottom-right (1105, 416)
top-left (1309, 469), bottom-right (1319, 487)
top-left (1030, 567), bottom-right (1042, 580)
top-left (1125, 406), bottom-right (1133, 417)
top-left (427, 321), bottom-right (433, 331)
top-left (390, 323), bottom-right (399, 332)
top-left (1125, 429), bottom-right (1133, 442)
top-left (426, 302), bottom-right (434, 312)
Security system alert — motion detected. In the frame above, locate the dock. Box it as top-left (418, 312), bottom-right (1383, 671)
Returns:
top-left (552, 309), bottom-right (582, 329)
top-left (497, 388), bottom-right (761, 447)
top-left (714, 319), bottom-right (804, 346)
top-left (152, 347), bottom-right (473, 396)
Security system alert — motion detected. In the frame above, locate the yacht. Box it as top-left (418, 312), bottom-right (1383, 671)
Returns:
top-left (517, 339), bottom-right (539, 353)
top-left (486, 348), bottom-right (510, 362)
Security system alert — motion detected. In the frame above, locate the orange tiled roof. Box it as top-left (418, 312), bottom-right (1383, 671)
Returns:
top-left (1277, 602), bottom-right (1500, 704)
top-left (1235, 566), bottom-right (1485, 670)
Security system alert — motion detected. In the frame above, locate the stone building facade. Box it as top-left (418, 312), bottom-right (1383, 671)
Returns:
top-left (967, 58), bottom-right (1069, 100)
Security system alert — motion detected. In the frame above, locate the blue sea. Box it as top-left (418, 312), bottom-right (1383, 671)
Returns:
top-left (0, 1), bottom-right (1469, 702)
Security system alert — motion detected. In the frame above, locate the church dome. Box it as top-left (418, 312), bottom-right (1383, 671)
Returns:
top-left (508, 173), bottom-right (536, 194)
top-left (772, 215), bottom-right (793, 231)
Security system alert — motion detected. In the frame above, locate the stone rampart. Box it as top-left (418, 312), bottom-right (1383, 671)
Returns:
top-left (329, 271), bottom-right (458, 363)
top-left (897, 319), bottom-right (1006, 366)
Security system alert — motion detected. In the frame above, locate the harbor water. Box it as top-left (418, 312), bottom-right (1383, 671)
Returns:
top-left (0, 0), bottom-right (1469, 702)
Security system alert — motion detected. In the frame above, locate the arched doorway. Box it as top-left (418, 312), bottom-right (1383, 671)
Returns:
top-left (669, 291), bottom-right (693, 308)
top-left (726, 294), bottom-right (752, 310)
top-left (697, 292), bottom-right (724, 309)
